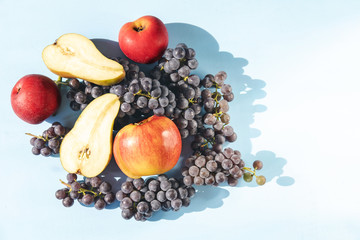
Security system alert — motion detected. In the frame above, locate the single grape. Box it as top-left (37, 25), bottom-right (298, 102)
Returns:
top-left (186, 48), bottom-right (196, 59)
top-left (223, 92), bottom-right (234, 102)
top-left (144, 191), bottom-right (156, 202)
top-left (183, 176), bottom-right (193, 186)
top-left (91, 86), bottom-right (103, 98)
top-left (74, 91), bottom-right (87, 104)
top-left (168, 58), bottom-right (180, 70)
top-left (40, 147), bottom-right (52, 157)
top-left (30, 137), bottom-right (37, 146)
top-left (120, 102), bottom-right (131, 113)
top-left (194, 176), bottom-right (204, 185)
top-left (206, 160), bottom-right (218, 172)
top-left (55, 189), bottom-right (67, 200)
top-left (150, 199), bottom-right (161, 212)
top-left (34, 138), bottom-right (45, 149)
top-left (199, 168), bottom-right (210, 178)
top-left (48, 138), bottom-right (60, 150)
top-left (68, 78), bottom-right (80, 89)
top-left (215, 172), bottom-right (226, 184)
top-left (123, 92), bottom-right (135, 103)
top-left (182, 197), bottom-right (191, 207)
top-left (121, 181), bottom-right (134, 194)
top-left (133, 178), bottom-right (145, 190)
top-left (203, 113), bottom-right (217, 125)
top-left (94, 199), bottom-right (106, 210)
top-left (32, 147), bottom-right (40, 155)
top-left (164, 48), bottom-right (173, 60)
top-left (226, 132), bottom-right (237, 142)
top-left (69, 190), bottom-right (79, 199)
top-left (54, 125), bottom-right (66, 136)
top-left (187, 75), bottom-right (200, 87)
top-left (148, 180), bottom-right (160, 192)
top-left (223, 125), bottom-right (234, 137)
top-left (121, 208), bottom-right (134, 220)
top-left (221, 84), bottom-right (232, 95)
top-left (71, 99), bottom-right (83, 111)
top-left (62, 196), bottom-right (74, 207)
top-left (71, 181), bottom-right (81, 191)
top-left (171, 199), bottom-right (182, 211)
top-left (169, 178), bottom-right (180, 189)
top-left (160, 180), bottom-right (172, 191)
top-left (228, 176), bottom-right (238, 187)
top-left (116, 190), bottom-right (126, 201)
top-left (130, 190), bottom-right (142, 202)
top-left (90, 176), bottom-right (102, 188)
top-left (253, 160), bottom-right (263, 170)
top-left (82, 194), bottom-right (94, 205)
top-left (177, 187), bottom-right (188, 199)
top-left (188, 165), bottom-right (200, 177)
top-left (148, 98), bottom-right (159, 110)
top-left (104, 192), bottom-right (115, 204)
top-left (161, 201), bottom-right (172, 211)
top-left (165, 189), bottom-right (178, 201)
top-left (243, 172), bottom-right (253, 182)
top-left (99, 181), bottom-right (112, 193)
top-left (187, 59), bottom-right (198, 70)
top-left (205, 175), bottom-right (215, 185)
top-left (156, 191), bottom-right (166, 202)
top-left (195, 156), bottom-right (206, 168)
top-left (178, 66), bottom-right (190, 77)
top-left (256, 175), bottom-right (266, 185)
top-left (120, 197), bottom-right (133, 209)
top-left (173, 47), bottom-right (186, 59)
top-left (137, 201), bottom-right (150, 214)
top-left (187, 187), bottom-right (196, 198)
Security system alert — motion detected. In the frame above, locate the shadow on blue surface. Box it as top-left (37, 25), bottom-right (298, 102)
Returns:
top-left (48, 23), bottom-right (294, 218)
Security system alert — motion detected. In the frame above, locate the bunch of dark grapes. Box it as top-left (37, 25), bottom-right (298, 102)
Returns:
top-left (150, 43), bottom-right (203, 138)
top-left (65, 78), bottom-right (110, 111)
top-left (190, 71), bottom-right (237, 152)
top-left (182, 147), bottom-right (266, 187)
top-left (108, 58), bottom-right (177, 127)
top-left (116, 174), bottom-right (195, 221)
top-left (27, 122), bottom-right (69, 156)
top-left (55, 173), bottom-right (116, 209)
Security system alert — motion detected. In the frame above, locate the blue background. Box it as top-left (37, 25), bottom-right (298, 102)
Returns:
top-left (1, 0), bottom-right (360, 239)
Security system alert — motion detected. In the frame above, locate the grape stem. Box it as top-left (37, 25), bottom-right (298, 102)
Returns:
top-left (242, 167), bottom-right (258, 177)
top-left (25, 133), bottom-right (47, 141)
top-left (133, 89), bottom-right (159, 99)
top-left (59, 179), bottom-right (101, 197)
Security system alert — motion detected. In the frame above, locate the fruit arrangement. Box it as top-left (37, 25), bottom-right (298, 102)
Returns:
top-left (10, 15), bottom-right (266, 221)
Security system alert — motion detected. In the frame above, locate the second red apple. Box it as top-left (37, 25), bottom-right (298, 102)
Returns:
top-left (119, 15), bottom-right (168, 64)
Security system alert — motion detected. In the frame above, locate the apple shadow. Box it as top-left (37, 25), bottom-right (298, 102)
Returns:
top-left (49, 23), bottom-right (294, 217)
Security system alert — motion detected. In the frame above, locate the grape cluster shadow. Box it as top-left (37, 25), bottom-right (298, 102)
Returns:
top-left (51, 23), bottom-right (294, 217)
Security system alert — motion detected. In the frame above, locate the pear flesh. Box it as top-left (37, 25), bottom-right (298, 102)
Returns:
top-left (60, 93), bottom-right (120, 177)
top-left (42, 33), bottom-right (125, 86)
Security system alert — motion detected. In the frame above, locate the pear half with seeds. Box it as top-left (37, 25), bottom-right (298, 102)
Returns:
top-left (60, 93), bottom-right (120, 177)
top-left (42, 33), bottom-right (125, 86)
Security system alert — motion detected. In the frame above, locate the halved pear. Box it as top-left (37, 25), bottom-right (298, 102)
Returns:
top-left (42, 33), bottom-right (125, 86)
top-left (60, 93), bottom-right (120, 177)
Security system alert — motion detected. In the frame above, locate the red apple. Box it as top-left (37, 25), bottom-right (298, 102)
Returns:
top-left (119, 15), bottom-right (168, 64)
top-left (113, 115), bottom-right (181, 179)
top-left (11, 74), bottom-right (61, 124)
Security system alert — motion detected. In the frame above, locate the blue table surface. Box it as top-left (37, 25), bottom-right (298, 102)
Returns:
top-left (1, 0), bottom-right (360, 239)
